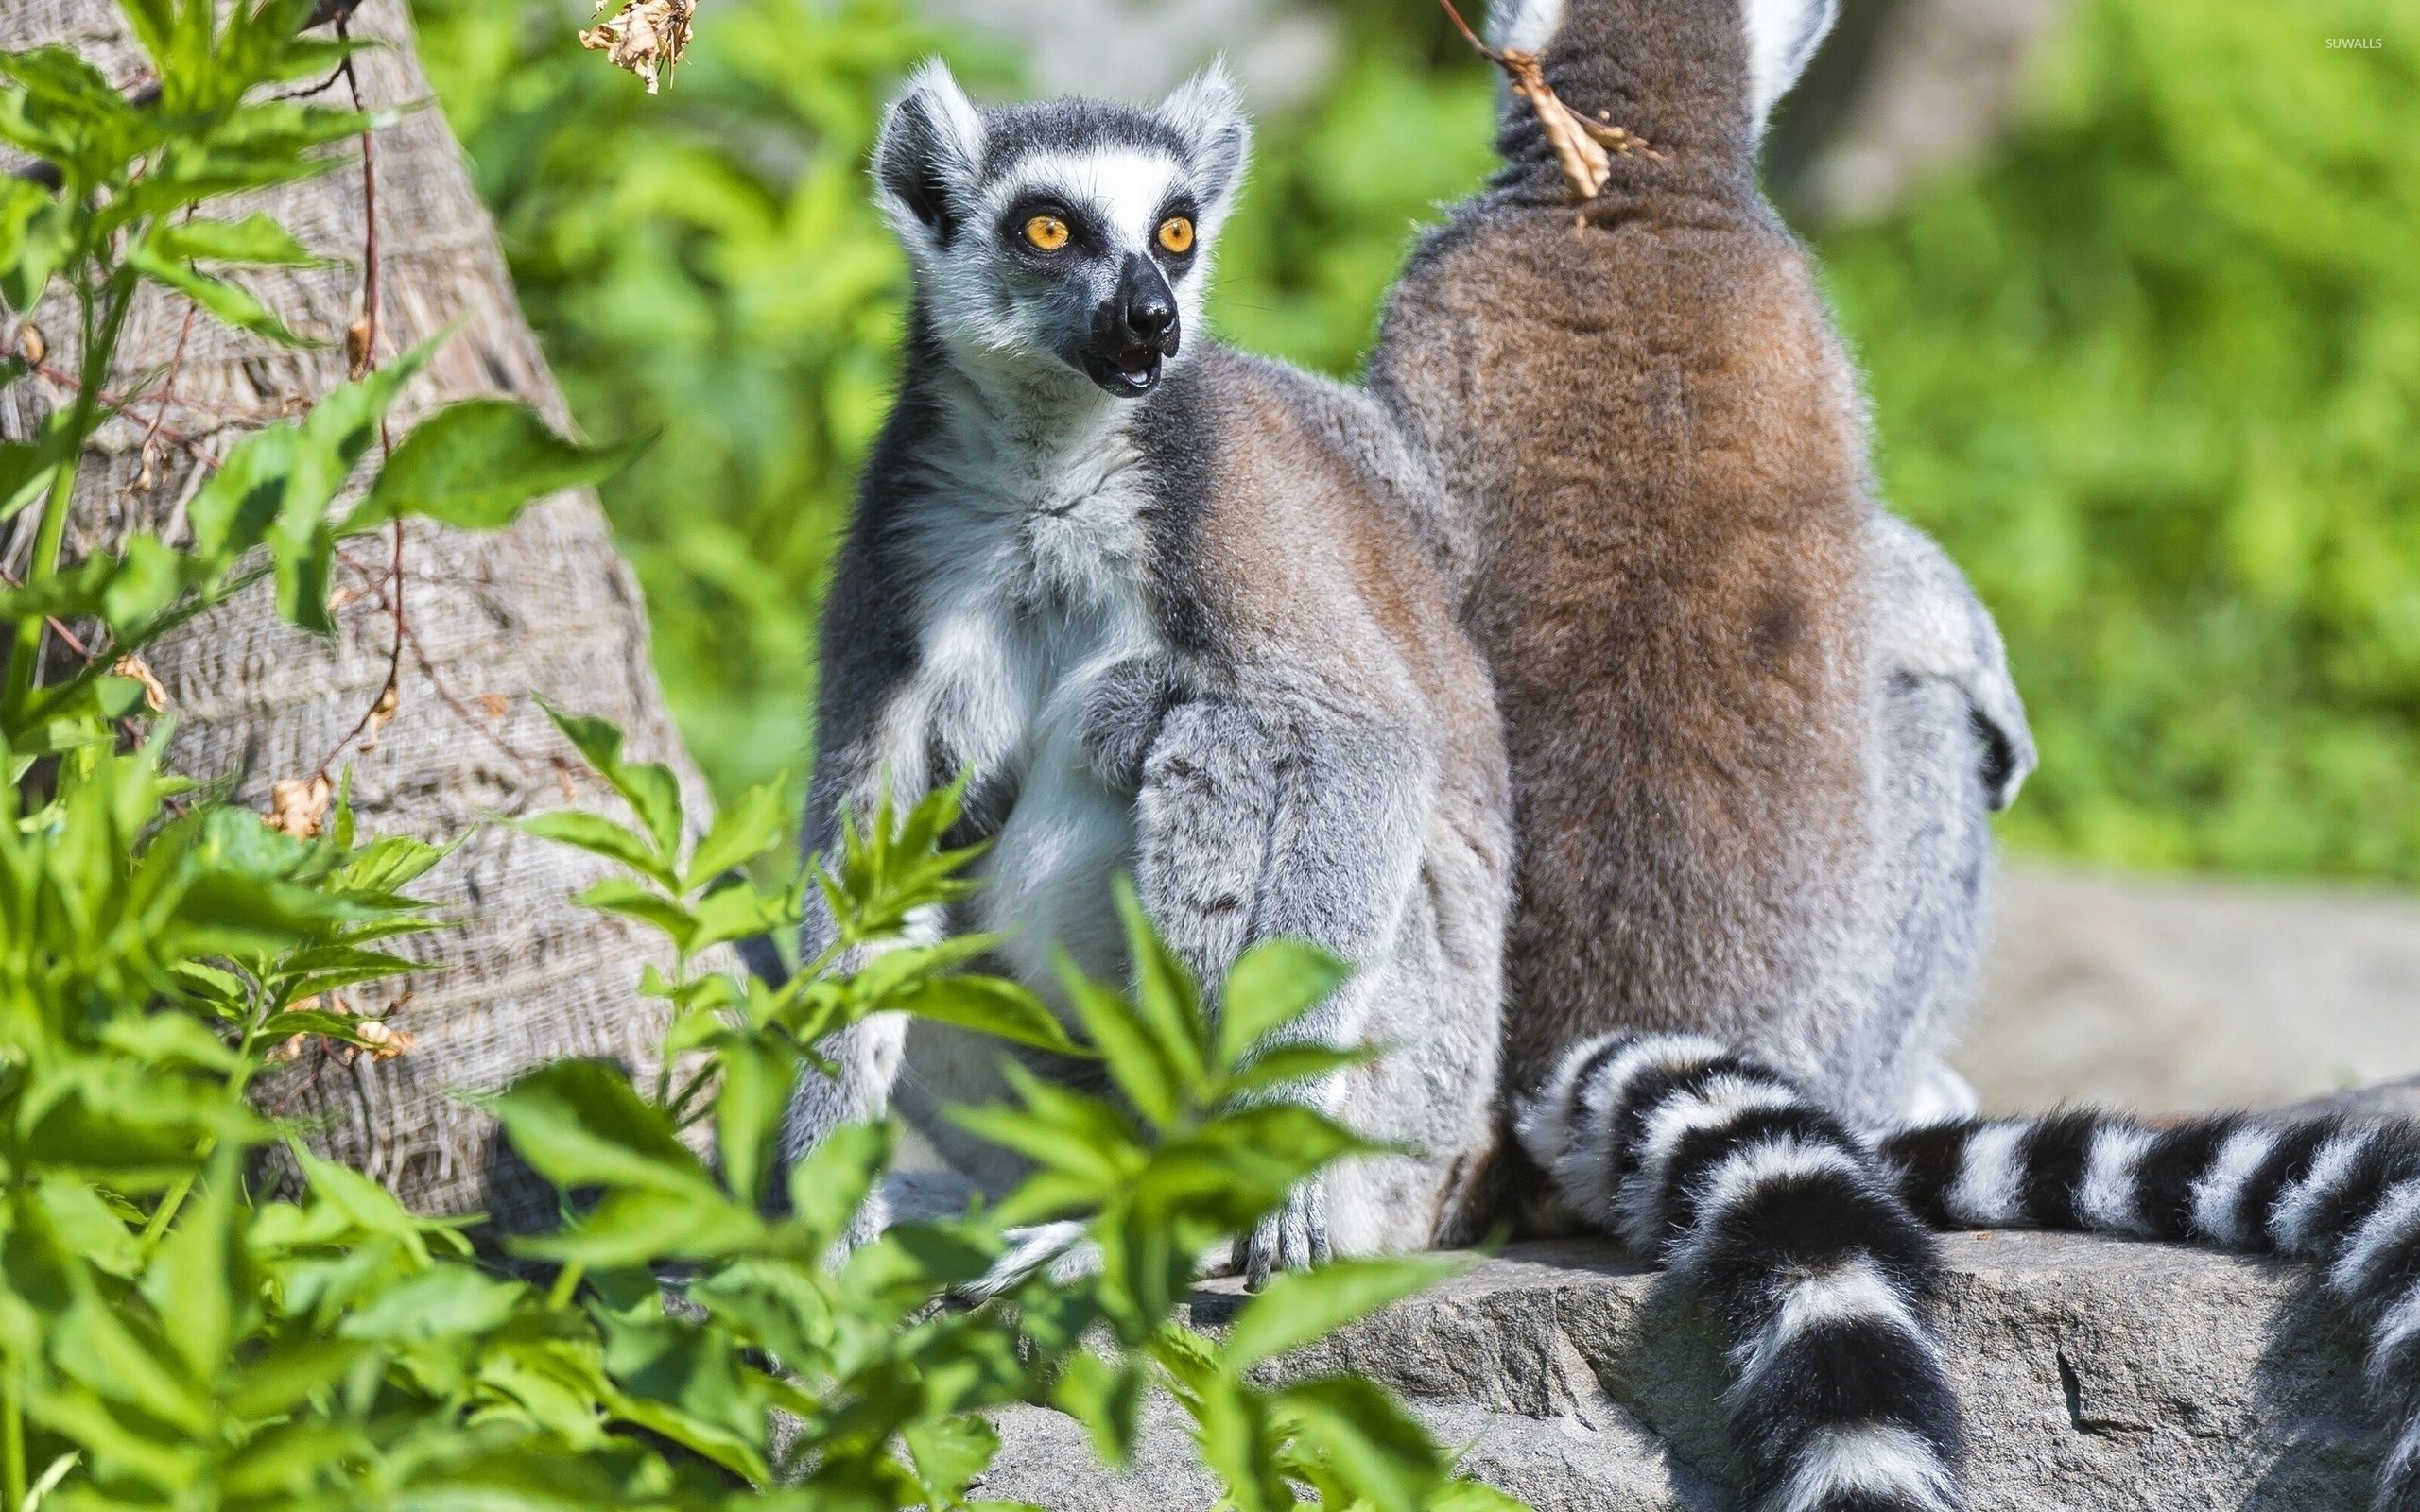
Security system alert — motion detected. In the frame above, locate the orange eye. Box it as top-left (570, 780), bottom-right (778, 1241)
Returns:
top-left (1023, 215), bottom-right (1071, 251)
top-left (1157, 215), bottom-right (1196, 255)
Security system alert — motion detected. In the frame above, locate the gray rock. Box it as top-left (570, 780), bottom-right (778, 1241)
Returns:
top-left (984, 1229), bottom-right (2388, 1509)
top-left (1963, 867), bottom-right (2420, 1116)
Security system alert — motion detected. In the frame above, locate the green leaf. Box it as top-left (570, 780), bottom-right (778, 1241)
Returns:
top-left (782, 1121), bottom-right (890, 1246)
top-left (1115, 877), bottom-right (1208, 1092)
top-left (534, 699), bottom-right (685, 863)
top-left (354, 399), bottom-right (645, 532)
top-left (686, 780), bottom-right (789, 887)
top-left (1222, 1254), bottom-right (1467, 1369)
top-left (576, 877), bottom-right (698, 953)
top-left (891, 972), bottom-right (1088, 1059)
top-left (1228, 1042), bottom-right (1379, 1099)
top-left (137, 1155), bottom-right (247, 1379)
top-left (513, 1187), bottom-right (766, 1268)
top-left (127, 243), bottom-right (311, 346)
top-left (490, 1059), bottom-right (718, 1197)
top-left (147, 213), bottom-right (323, 267)
top-left (1057, 953), bottom-right (1180, 1128)
top-left (1049, 1353), bottom-right (1146, 1469)
top-left (520, 809), bottom-right (676, 888)
top-left (0, 177), bottom-right (70, 312)
top-left (714, 1034), bottom-right (803, 1210)
top-left (1276, 1374), bottom-right (1448, 1512)
top-left (1219, 938), bottom-right (1351, 1069)
top-left (903, 1417), bottom-right (999, 1507)
top-left (337, 1264), bottom-right (527, 1343)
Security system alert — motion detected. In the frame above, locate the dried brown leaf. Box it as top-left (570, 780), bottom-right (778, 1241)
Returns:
top-left (580, 0), bottom-right (696, 94)
top-left (358, 683), bottom-right (400, 754)
top-left (111, 654), bottom-right (168, 712)
top-left (345, 315), bottom-right (373, 379)
top-left (354, 1018), bottom-right (416, 1062)
top-left (265, 773), bottom-right (335, 839)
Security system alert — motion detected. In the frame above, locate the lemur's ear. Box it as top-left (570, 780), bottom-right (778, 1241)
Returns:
top-left (1160, 61), bottom-right (1253, 221)
top-left (1485, 0), bottom-right (1566, 56)
top-left (1742, 0), bottom-right (1841, 131)
top-left (874, 60), bottom-right (985, 246)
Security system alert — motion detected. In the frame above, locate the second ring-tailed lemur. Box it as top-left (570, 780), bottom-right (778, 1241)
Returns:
top-left (778, 62), bottom-right (1511, 1286)
top-left (1369, 2), bottom-right (2420, 1509)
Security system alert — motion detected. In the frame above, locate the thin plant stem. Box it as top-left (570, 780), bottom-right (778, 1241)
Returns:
top-left (2, 1366), bottom-right (25, 1512)
top-left (3, 271), bottom-right (132, 718)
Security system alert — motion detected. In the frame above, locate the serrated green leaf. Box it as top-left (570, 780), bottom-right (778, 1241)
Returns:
top-left (1277, 1373), bottom-right (1449, 1512)
top-left (127, 244), bottom-right (311, 345)
top-left (1223, 1254), bottom-right (1468, 1370)
top-left (1218, 938), bottom-right (1351, 1070)
top-left (147, 212), bottom-right (321, 267)
top-left (1056, 952), bottom-right (1181, 1128)
top-left (782, 1121), bottom-right (890, 1246)
top-left (490, 1059), bottom-right (717, 1198)
top-left (576, 877), bottom-right (697, 952)
top-left (138, 1155), bottom-right (245, 1380)
top-left (1050, 1353), bottom-right (1146, 1469)
top-left (891, 971), bottom-right (1087, 1058)
top-left (520, 808), bottom-right (675, 887)
top-left (354, 399), bottom-right (645, 532)
top-left (686, 780), bottom-right (789, 888)
top-left (0, 177), bottom-right (71, 312)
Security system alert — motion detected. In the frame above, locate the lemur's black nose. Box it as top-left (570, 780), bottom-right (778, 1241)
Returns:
top-left (1115, 254), bottom-right (1179, 351)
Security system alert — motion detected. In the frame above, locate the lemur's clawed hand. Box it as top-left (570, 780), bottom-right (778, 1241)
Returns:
top-left (1235, 1175), bottom-right (1333, 1290)
top-left (1079, 655), bottom-right (1181, 790)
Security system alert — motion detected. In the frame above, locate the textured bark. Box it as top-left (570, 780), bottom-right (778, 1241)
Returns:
top-left (2, 0), bottom-right (709, 1230)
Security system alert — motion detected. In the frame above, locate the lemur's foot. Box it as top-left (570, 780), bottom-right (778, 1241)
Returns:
top-left (1235, 1177), bottom-right (1332, 1290)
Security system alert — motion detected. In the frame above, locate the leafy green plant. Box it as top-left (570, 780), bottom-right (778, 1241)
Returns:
top-left (3, 11), bottom-right (1530, 1511)
top-left (512, 712), bottom-right (1526, 1509)
top-left (0, 0), bottom-right (631, 755)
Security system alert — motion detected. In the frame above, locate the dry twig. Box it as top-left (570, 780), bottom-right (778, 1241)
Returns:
top-left (1434, 0), bottom-right (1664, 205)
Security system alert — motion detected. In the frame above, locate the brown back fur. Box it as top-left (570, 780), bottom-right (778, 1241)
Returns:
top-left (1369, 0), bottom-right (1876, 1100)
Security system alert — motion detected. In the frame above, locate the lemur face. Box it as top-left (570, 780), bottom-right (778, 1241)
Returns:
top-left (873, 61), bottom-right (1251, 400)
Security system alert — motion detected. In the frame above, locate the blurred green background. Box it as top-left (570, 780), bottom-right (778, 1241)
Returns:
top-left (407, 0), bottom-right (2419, 887)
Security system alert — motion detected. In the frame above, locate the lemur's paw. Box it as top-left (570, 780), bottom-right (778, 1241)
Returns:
top-left (1235, 1177), bottom-right (1332, 1290)
top-left (955, 1220), bottom-right (1096, 1306)
top-left (1079, 657), bottom-right (1179, 790)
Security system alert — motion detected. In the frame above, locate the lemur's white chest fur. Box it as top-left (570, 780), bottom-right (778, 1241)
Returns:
top-left (889, 387), bottom-right (1167, 1001)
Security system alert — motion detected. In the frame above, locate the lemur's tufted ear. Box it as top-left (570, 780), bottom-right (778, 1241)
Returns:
top-left (1742, 0), bottom-right (1841, 131)
top-left (874, 60), bottom-right (986, 247)
top-left (1160, 61), bottom-right (1253, 222)
top-left (1485, 0), bottom-right (1566, 56)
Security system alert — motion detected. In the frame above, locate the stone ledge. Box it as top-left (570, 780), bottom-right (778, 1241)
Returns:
top-left (986, 1230), bottom-right (2384, 1510)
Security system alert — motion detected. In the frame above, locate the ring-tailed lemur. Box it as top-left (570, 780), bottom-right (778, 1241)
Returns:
top-left (777, 62), bottom-right (1511, 1287)
top-left (1370, 2), bottom-right (2420, 1509)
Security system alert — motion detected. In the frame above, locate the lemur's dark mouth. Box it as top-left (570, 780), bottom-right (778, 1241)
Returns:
top-left (1081, 343), bottom-right (1166, 398)
top-left (1089, 329), bottom-right (1181, 399)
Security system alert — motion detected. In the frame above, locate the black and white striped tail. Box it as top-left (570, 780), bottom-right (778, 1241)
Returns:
top-left (1884, 1111), bottom-right (2420, 1511)
top-left (1516, 1033), bottom-right (1966, 1512)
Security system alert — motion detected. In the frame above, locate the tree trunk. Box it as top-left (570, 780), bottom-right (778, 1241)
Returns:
top-left (2, 0), bottom-right (709, 1232)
